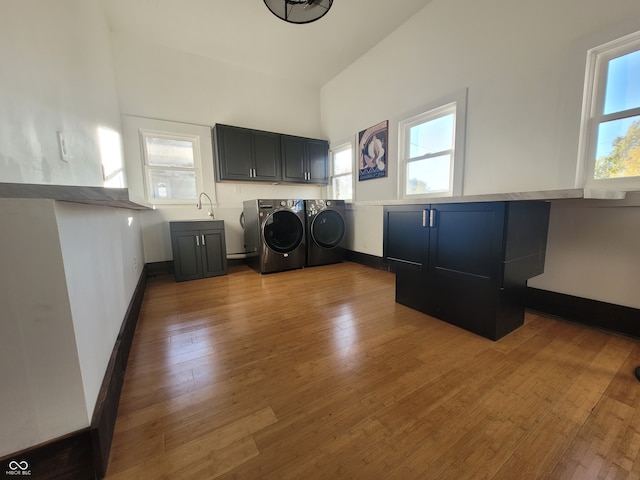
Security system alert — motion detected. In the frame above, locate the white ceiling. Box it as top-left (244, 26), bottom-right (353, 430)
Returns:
top-left (99, 0), bottom-right (434, 87)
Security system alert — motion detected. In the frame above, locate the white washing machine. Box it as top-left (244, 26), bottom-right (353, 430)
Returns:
top-left (243, 199), bottom-right (306, 274)
top-left (304, 199), bottom-right (347, 267)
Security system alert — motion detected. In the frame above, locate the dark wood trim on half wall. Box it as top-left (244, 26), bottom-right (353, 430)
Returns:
top-left (345, 249), bottom-right (390, 272)
top-left (0, 265), bottom-right (148, 480)
top-left (90, 264), bottom-right (148, 478)
top-left (526, 287), bottom-right (640, 339)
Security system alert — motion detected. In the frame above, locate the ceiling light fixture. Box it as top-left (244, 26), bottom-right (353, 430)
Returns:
top-left (263, 0), bottom-right (333, 24)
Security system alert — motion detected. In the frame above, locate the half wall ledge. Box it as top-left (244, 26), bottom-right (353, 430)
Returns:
top-left (0, 182), bottom-right (153, 210)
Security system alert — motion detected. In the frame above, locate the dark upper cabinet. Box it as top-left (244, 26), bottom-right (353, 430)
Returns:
top-left (213, 124), bottom-right (281, 182)
top-left (281, 135), bottom-right (329, 184)
top-left (170, 220), bottom-right (227, 282)
top-left (384, 201), bottom-right (550, 340)
top-left (213, 124), bottom-right (328, 184)
top-left (252, 130), bottom-right (281, 181)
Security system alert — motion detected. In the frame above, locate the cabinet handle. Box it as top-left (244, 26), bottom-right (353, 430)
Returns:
top-left (196, 235), bottom-right (200, 247)
top-left (253, 168), bottom-right (257, 178)
top-left (201, 234), bottom-right (205, 246)
top-left (422, 209), bottom-right (428, 227)
top-left (429, 209), bottom-right (437, 228)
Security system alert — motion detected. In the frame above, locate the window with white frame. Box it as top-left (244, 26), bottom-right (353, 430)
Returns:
top-left (579, 30), bottom-right (640, 191)
top-left (399, 91), bottom-right (466, 198)
top-left (141, 131), bottom-right (202, 203)
top-left (330, 142), bottom-right (353, 200)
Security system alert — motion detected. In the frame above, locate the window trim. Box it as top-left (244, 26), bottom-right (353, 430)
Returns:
top-left (398, 89), bottom-right (467, 199)
top-left (329, 140), bottom-right (354, 201)
top-left (140, 129), bottom-right (204, 204)
top-left (577, 30), bottom-right (640, 191)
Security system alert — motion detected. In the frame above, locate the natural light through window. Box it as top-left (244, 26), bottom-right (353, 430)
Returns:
top-left (331, 143), bottom-right (353, 200)
top-left (580, 31), bottom-right (640, 190)
top-left (407, 112), bottom-right (454, 194)
top-left (399, 92), bottom-right (467, 199)
top-left (142, 132), bottom-right (201, 202)
top-left (98, 127), bottom-right (125, 188)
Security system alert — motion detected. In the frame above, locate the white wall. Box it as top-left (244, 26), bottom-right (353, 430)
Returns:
top-left (0, 0), bottom-right (122, 186)
top-left (55, 202), bottom-right (144, 419)
top-left (322, 0), bottom-right (640, 195)
top-left (528, 195), bottom-right (640, 308)
top-left (0, 199), bottom-right (88, 457)
top-left (321, 0), bottom-right (640, 309)
top-left (110, 32), bottom-right (324, 138)
top-left (0, 200), bottom-right (145, 457)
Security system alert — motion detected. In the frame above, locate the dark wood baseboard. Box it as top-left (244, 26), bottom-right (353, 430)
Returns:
top-left (227, 258), bottom-right (246, 268)
top-left (90, 265), bottom-right (148, 477)
top-left (0, 429), bottom-right (94, 480)
top-left (526, 287), bottom-right (640, 338)
top-left (148, 258), bottom-right (245, 278)
top-left (146, 260), bottom-right (173, 277)
top-left (0, 266), bottom-right (148, 480)
top-left (345, 250), bottom-right (390, 272)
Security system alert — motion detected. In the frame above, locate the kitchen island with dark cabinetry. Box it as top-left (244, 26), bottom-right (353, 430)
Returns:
top-left (384, 200), bottom-right (550, 340)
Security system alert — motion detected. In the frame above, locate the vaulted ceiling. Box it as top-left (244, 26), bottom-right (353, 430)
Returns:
top-left (99, 0), bottom-right (434, 87)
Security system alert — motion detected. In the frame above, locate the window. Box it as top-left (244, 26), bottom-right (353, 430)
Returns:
top-left (579, 31), bottom-right (640, 191)
top-left (399, 90), bottom-right (466, 198)
top-left (330, 142), bottom-right (353, 200)
top-left (141, 131), bottom-right (202, 203)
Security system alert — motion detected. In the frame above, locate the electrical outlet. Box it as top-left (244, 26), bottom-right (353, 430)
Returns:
top-left (133, 257), bottom-right (138, 271)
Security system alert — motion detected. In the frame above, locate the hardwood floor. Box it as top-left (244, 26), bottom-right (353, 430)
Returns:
top-left (105, 262), bottom-right (640, 479)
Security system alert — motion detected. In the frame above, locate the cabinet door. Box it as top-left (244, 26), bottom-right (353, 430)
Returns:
top-left (383, 205), bottom-right (430, 268)
top-left (281, 135), bottom-right (307, 182)
top-left (252, 130), bottom-right (281, 181)
top-left (214, 125), bottom-right (254, 181)
top-left (428, 202), bottom-right (506, 281)
top-left (307, 139), bottom-right (329, 184)
top-left (201, 230), bottom-right (227, 277)
top-left (172, 230), bottom-right (203, 282)
top-left (426, 202), bottom-right (507, 339)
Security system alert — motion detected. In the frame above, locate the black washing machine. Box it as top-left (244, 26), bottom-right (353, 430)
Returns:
top-left (305, 199), bottom-right (347, 267)
top-left (243, 199), bottom-right (306, 274)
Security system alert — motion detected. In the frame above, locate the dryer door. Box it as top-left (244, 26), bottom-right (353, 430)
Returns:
top-left (311, 210), bottom-right (346, 248)
top-left (264, 210), bottom-right (304, 253)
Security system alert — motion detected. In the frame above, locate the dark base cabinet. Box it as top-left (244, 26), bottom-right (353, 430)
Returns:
top-left (384, 201), bottom-right (551, 340)
top-left (170, 221), bottom-right (227, 282)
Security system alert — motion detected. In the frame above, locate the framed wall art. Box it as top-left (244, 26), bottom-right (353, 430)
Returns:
top-left (358, 120), bottom-right (388, 181)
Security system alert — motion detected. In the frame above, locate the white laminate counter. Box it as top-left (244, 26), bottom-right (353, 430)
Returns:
top-left (349, 188), bottom-right (630, 208)
top-left (0, 182), bottom-right (152, 210)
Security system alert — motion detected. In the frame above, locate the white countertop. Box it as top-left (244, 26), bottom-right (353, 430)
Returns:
top-left (351, 188), bottom-right (629, 207)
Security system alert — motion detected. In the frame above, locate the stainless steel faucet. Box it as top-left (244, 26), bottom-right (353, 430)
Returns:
top-left (196, 192), bottom-right (215, 219)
